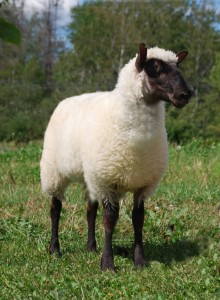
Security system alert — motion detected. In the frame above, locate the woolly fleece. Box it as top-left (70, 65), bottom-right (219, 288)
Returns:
top-left (40, 46), bottom-right (177, 202)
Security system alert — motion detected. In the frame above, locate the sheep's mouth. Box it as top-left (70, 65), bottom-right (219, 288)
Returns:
top-left (171, 99), bottom-right (188, 108)
top-left (168, 95), bottom-right (189, 108)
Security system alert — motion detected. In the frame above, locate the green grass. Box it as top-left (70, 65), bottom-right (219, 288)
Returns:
top-left (0, 140), bottom-right (220, 299)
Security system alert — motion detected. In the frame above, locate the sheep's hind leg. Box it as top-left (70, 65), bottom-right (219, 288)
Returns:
top-left (101, 200), bottom-right (119, 271)
top-left (87, 201), bottom-right (98, 251)
top-left (132, 190), bottom-right (145, 267)
top-left (49, 196), bottom-right (62, 256)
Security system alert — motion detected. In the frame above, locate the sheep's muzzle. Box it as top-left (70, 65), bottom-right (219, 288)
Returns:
top-left (169, 89), bottom-right (192, 108)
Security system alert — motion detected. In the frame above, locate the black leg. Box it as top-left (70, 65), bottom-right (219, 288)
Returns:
top-left (132, 191), bottom-right (145, 267)
top-left (49, 196), bottom-right (62, 256)
top-left (101, 201), bottom-right (119, 271)
top-left (87, 201), bottom-right (98, 251)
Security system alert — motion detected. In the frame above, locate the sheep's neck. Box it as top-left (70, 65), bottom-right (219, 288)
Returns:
top-left (128, 99), bottom-right (165, 138)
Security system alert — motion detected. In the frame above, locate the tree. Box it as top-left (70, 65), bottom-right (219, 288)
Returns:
top-left (203, 51), bottom-right (220, 137)
top-left (55, 0), bottom-right (189, 96)
top-left (166, 0), bottom-right (220, 142)
top-left (0, 0), bottom-right (63, 141)
top-left (0, 0), bottom-right (219, 142)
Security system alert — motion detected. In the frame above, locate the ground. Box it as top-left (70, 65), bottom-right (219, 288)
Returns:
top-left (0, 140), bottom-right (219, 299)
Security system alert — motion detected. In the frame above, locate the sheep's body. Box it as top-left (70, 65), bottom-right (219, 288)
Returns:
top-left (40, 44), bottom-right (191, 270)
top-left (41, 55), bottom-right (171, 202)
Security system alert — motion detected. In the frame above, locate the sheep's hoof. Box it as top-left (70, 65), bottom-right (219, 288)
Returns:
top-left (135, 260), bottom-right (145, 268)
top-left (87, 241), bottom-right (97, 252)
top-left (101, 255), bottom-right (115, 272)
top-left (49, 248), bottom-right (62, 257)
top-left (134, 245), bottom-right (145, 268)
top-left (49, 242), bottom-right (61, 257)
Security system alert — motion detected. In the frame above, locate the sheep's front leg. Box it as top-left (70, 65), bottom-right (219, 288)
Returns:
top-left (101, 200), bottom-right (119, 271)
top-left (132, 191), bottom-right (145, 267)
top-left (87, 201), bottom-right (98, 251)
top-left (49, 196), bottom-right (62, 256)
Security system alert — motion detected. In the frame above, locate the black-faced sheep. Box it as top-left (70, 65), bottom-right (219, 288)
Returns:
top-left (40, 43), bottom-right (191, 271)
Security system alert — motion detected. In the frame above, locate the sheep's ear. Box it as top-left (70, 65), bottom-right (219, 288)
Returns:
top-left (176, 51), bottom-right (188, 65)
top-left (135, 43), bottom-right (147, 72)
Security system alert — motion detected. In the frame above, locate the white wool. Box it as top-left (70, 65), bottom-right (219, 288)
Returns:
top-left (40, 47), bottom-right (171, 202)
top-left (147, 47), bottom-right (178, 64)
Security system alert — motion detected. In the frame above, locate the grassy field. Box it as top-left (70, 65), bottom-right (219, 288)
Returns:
top-left (0, 140), bottom-right (220, 299)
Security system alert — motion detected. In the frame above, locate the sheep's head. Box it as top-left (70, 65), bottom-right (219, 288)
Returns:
top-left (136, 43), bottom-right (192, 108)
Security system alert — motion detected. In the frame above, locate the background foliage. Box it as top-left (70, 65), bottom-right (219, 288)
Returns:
top-left (0, 0), bottom-right (220, 142)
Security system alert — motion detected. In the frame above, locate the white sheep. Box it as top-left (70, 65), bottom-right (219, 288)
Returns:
top-left (40, 43), bottom-right (191, 271)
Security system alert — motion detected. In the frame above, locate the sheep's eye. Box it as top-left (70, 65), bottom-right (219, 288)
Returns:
top-left (144, 59), bottom-right (163, 78)
top-left (153, 61), bottom-right (161, 73)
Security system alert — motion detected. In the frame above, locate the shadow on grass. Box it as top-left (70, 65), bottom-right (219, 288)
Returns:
top-left (114, 237), bottom-right (207, 265)
top-left (145, 239), bottom-right (200, 265)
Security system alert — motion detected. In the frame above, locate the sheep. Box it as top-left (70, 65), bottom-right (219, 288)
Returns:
top-left (40, 43), bottom-right (191, 271)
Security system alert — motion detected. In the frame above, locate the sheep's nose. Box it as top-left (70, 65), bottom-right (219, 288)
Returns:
top-left (180, 89), bottom-right (192, 102)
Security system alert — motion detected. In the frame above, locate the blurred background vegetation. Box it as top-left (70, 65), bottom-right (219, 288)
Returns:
top-left (0, 0), bottom-right (220, 143)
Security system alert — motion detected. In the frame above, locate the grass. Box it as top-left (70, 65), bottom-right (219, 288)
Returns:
top-left (0, 139), bottom-right (220, 299)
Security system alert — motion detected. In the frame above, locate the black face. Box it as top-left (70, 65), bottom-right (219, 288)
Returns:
top-left (144, 58), bottom-right (192, 107)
